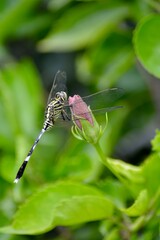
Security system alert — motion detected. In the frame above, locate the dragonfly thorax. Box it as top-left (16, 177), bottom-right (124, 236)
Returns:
top-left (43, 91), bottom-right (68, 130)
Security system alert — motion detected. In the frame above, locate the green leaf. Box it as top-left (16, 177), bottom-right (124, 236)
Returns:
top-left (96, 178), bottom-right (128, 208)
top-left (0, 59), bottom-right (42, 137)
top-left (48, 0), bottom-right (72, 10)
top-left (55, 148), bottom-right (93, 181)
top-left (53, 136), bottom-right (104, 182)
top-left (151, 130), bottom-right (160, 152)
top-left (142, 153), bottom-right (160, 196)
top-left (38, 4), bottom-right (129, 52)
top-left (0, 182), bottom-right (114, 234)
top-left (0, 155), bottom-right (16, 182)
top-left (77, 32), bottom-right (134, 88)
top-left (134, 14), bottom-right (160, 78)
top-left (0, 60), bottom-right (43, 182)
top-left (14, 14), bottom-right (52, 39)
top-left (51, 195), bottom-right (113, 226)
top-left (0, 0), bottom-right (39, 42)
top-left (97, 47), bottom-right (134, 89)
top-left (121, 189), bottom-right (149, 216)
top-left (103, 228), bottom-right (120, 240)
top-left (106, 158), bottom-right (145, 196)
top-left (100, 106), bottom-right (129, 156)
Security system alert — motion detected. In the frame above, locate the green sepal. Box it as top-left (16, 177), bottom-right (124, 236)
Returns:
top-left (71, 111), bottom-right (108, 144)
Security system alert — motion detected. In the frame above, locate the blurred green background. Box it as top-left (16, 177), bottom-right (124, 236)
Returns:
top-left (0, 0), bottom-right (160, 239)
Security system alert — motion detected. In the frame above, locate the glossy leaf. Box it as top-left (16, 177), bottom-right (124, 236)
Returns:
top-left (142, 153), bottom-right (160, 196)
top-left (0, 0), bottom-right (39, 42)
top-left (106, 158), bottom-right (145, 196)
top-left (38, 4), bottom-right (129, 51)
top-left (122, 189), bottom-right (149, 216)
top-left (96, 178), bottom-right (128, 208)
top-left (77, 32), bottom-right (134, 88)
top-left (0, 182), bottom-right (114, 234)
top-left (151, 130), bottom-right (160, 152)
top-left (0, 60), bottom-right (43, 182)
top-left (134, 14), bottom-right (160, 78)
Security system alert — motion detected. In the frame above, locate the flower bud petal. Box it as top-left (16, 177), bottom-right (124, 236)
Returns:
top-left (69, 95), bottom-right (93, 129)
top-left (69, 95), bottom-right (102, 144)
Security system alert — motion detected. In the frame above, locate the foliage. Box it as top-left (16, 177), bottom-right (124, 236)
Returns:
top-left (134, 14), bottom-right (160, 78)
top-left (0, 0), bottom-right (160, 240)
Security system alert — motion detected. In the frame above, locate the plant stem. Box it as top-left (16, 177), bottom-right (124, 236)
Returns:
top-left (93, 141), bottom-right (120, 177)
top-left (93, 142), bottom-right (111, 168)
top-left (93, 141), bottom-right (129, 186)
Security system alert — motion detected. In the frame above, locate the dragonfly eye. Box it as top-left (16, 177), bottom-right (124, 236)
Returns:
top-left (56, 91), bottom-right (67, 101)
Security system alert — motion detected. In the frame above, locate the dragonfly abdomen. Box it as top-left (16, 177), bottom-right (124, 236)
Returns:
top-left (14, 73), bottom-right (68, 183)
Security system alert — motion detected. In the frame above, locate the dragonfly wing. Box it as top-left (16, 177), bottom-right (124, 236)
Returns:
top-left (63, 88), bottom-right (124, 112)
top-left (59, 105), bottom-right (123, 121)
top-left (48, 88), bottom-right (124, 127)
top-left (47, 70), bottom-right (67, 105)
top-left (60, 88), bottom-right (124, 124)
top-left (81, 88), bottom-right (124, 110)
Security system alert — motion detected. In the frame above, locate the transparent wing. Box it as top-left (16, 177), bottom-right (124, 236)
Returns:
top-left (53, 105), bottom-right (123, 128)
top-left (56, 87), bottom-right (124, 124)
top-left (58, 105), bottom-right (123, 122)
top-left (63, 88), bottom-right (124, 111)
top-left (81, 88), bottom-right (124, 110)
top-left (47, 70), bottom-right (67, 105)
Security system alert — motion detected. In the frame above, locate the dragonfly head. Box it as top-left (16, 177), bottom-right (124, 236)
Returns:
top-left (55, 91), bottom-right (67, 102)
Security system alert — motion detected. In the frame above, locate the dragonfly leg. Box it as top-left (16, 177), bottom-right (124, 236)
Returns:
top-left (61, 110), bottom-right (70, 121)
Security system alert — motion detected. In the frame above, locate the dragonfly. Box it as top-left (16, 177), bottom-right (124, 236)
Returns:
top-left (14, 71), bottom-right (123, 183)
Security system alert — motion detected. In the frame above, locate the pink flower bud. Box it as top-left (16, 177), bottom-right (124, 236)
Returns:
top-left (69, 94), bottom-right (103, 144)
top-left (69, 95), bottom-right (93, 130)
